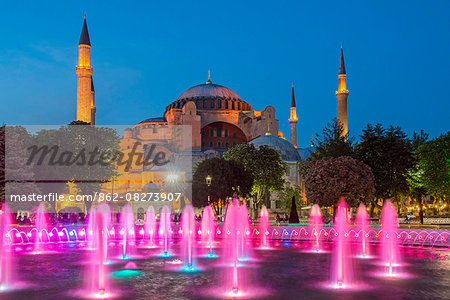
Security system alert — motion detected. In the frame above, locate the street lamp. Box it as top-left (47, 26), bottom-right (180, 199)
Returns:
top-left (206, 175), bottom-right (212, 204)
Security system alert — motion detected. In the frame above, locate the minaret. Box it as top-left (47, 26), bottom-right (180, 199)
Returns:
top-left (76, 14), bottom-right (94, 124)
top-left (90, 78), bottom-right (96, 124)
top-left (288, 82), bottom-right (298, 148)
top-left (335, 43), bottom-right (349, 136)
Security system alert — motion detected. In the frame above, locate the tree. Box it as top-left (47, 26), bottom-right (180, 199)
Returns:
top-left (61, 124), bottom-right (120, 212)
top-left (192, 157), bottom-right (253, 215)
top-left (355, 124), bottom-right (413, 216)
top-left (223, 143), bottom-right (286, 215)
top-left (311, 118), bottom-right (355, 160)
top-left (289, 196), bottom-right (300, 223)
top-left (4, 126), bottom-right (41, 211)
top-left (408, 130), bottom-right (429, 224)
top-left (416, 131), bottom-right (450, 202)
top-left (305, 156), bottom-right (375, 208)
top-left (69, 120), bottom-right (91, 125)
top-left (277, 183), bottom-right (302, 211)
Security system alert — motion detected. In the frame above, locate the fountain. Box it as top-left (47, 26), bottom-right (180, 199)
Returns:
top-left (34, 202), bottom-right (49, 253)
top-left (144, 206), bottom-right (156, 247)
top-left (309, 204), bottom-right (322, 252)
top-left (180, 205), bottom-right (196, 271)
top-left (159, 205), bottom-right (172, 257)
top-left (330, 199), bottom-right (354, 289)
top-left (237, 204), bottom-right (251, 260)
top-left (223, 198), bottom-right (247, 297)
top-left (356, 203), bottom-right (370, 258)
top-left (200, 205), bottom-right (216, 257)
top-left (259, 206), bottom-right (270, 249)
top-left (0, 204), bottom-right (14, 291)
top-left (85, 206), bottom-right (110, 298)
top-left (381, 199), bottom-right (401, 277)
top-left (120, 204), bottom-right (135, 259)
top-left (87, 206), bottom-right (97, 247)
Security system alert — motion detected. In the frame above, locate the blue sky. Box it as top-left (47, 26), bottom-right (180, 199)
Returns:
top-left (0, 0), bottom-right (449, 147)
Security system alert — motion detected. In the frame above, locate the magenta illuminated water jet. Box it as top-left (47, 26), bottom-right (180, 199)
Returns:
top-left (120, 204), bottom-right (135, 259)
top-left (34, 202), bottom-right (49, 253)
top-left (144, 206), bottom-right (156, 247)
top-left (223, 198), bottom-right (249, 297)
top-left (159, 205), bottom-right (172, 257)
top-left (181, 205), bottom-right (196, 271)
top-left (0, 204), bottom-right (14, 291)
top-left (356, 203), bottom-right (370, 258)
top-left (309, 204), bottom-right (322, 252)
top-left (200, 205), bottom-right (216, 257)
top-left (237, 204), bottom-right (252, 260)
top-left (330, 199), bottom-right (354, 289)
top-left (259, 206), bottom-right (270, 249)
top-left (87, 206), bottom-right (97, 248)
top-left (381, 199), bottom-right (402, 277)
top-left (85, 206), bottom-right (110, 298)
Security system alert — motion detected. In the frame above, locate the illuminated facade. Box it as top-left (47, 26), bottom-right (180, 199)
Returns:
top-left (72, 17), bottom-right (349, 214)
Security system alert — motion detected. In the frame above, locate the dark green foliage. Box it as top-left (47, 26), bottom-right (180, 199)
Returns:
top-left (192, 157), bottom-right (253, 215)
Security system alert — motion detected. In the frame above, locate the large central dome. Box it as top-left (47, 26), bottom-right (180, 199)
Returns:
top-left (177, 83), bottom-right (241, 101)
top-left (165, 79), bottom-right (252, 113)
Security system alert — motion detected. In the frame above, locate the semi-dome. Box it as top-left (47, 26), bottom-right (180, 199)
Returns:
top-left (165, 79), bottom-right (252, 113)
top-left (251, 134), bottom-right (300, 161)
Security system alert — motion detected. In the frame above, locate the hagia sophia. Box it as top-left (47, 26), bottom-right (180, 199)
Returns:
top-left (72, 16), bottom-right (350, 216)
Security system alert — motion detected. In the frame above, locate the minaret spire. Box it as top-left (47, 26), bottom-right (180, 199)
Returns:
top-left (336, 42), bottom-right (349, 137)
top-left (339, 42), bottom-right (346, 75)
top-left (288, 82), bottom-right (298, 148)
top-left (291, 82), bottom-right (296, 107)
top-left (79, 15), bottom-right (91, 46)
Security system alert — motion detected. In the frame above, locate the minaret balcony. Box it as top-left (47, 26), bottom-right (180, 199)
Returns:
top-left (335, 90), bottom-right (349, 95)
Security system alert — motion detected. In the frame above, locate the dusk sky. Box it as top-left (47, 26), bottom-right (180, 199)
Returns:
top-left (0, 0), bottom-right (449, 147)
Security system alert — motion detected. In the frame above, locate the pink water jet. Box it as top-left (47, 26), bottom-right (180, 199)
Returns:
top-left (330, 199), bottom-right (354, 289)
top-left (0, 204), bottom-right (14, 291)
top-left (223, 198), bottom-right (249, 296)
top-left (85, 205), bottom-right (110, 298)
top-left (356, 203), bottom-right (370, 258)
top-left (309, 204), bottom-right (322, 252)
top-left (181, 205), bottom-right (196, 271)
top-left (120, 204), bottom-right (135, 259)
top-left (87, 206), bottom-right (97, 247)
top-left (34, 202), bottom-right (49, 253)
top-left (238, 204), bottom-right (252, 260)
top-left (259, 206), bottom-right (270, 249)
top-left (380, 199), bottom-right (402, 277)
top-left (144, 206), bottom-right (156, 246)
top-left (159, 205), bottom-right (172, 257)
top-left (200, 205), bottom-right (216, 256)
